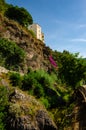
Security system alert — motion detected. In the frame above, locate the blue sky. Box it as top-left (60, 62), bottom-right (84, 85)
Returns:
top-left (6, 0), bottom-right (86, 57)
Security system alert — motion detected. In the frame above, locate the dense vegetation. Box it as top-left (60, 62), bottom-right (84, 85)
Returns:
top-left (0, 0), bottom-right (86, 129)
top-left (8, 68), bottom-right (75, 129)
top-left (9, 70), bottom-right (59, 108)
top-left (0, 38), bottom-right (25, 70)
top-left (0, 0), bottom-right (7, 14)
top-left (0, 38), bottom-right (85, 129)
top-left (0, 86), bottom-right (9, 130)
top-left (8, 54), bottom-right (86, 128)
top-left (52, 50), bottom-right (86, 88)
top-left (5, 5), bottom-right (33, 27)
top-left (0, 0), bottom-right (33, 27)
top-left (0, 39), bottom-right (86, 129)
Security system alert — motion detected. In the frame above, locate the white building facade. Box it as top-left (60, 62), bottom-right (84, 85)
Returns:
top-left (28, 23), bottom-right (44, 42)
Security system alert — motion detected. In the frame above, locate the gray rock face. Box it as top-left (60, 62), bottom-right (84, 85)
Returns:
top-left (36, 110), bottom-right (57, 130)
top-left (6, 89), bottom-right (57, 130)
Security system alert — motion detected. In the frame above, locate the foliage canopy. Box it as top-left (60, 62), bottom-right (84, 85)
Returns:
top-left (53, 50), bottom-right (86, 88)
top-left (5, 5), bottom-right (33, 27)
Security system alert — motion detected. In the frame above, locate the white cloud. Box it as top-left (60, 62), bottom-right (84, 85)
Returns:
top-left (70, 38), bottom-right (86, 42)
top-left (77, 24), bottom-right (86, 28)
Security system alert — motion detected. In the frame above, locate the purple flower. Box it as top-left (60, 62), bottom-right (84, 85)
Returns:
top-left (49, 56), bottom-right (57, 67)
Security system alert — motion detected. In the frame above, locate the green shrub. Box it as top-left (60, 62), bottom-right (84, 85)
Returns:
top-left (0, 86), bottom-right (9, 130)
top-left (9, 72), bottom-right (22, 87)
top-left (22, 70), bottom-right (57, 93)
top-left (22, 73), bottom-right (37, 90)
top-left (0, 112), bottom-right (6, 130)
top-left (0, 86), bottom-right (8, 111)
top-left (0, 38), bottom-right (25, 70)
top-left (33, 83), bottom-right (44, 98)
top-left (40, 97), bottom-right (50, 109)
top-left (33, 70), bottom-right (57, 88)
top-left (22, 70), bottom-right (59, 108)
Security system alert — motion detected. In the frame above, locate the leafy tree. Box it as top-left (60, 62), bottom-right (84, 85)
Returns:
top-left (53, 50), bottom-right (86, 88)
top-left (5, 5), bottom-right (33, 27)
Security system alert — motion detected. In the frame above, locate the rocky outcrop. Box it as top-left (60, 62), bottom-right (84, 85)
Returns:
top-left (36, 110), bottom-right (57, 130)
top-left (6, 89), bottom-right (57, 130)
top-left (0, 14), bottom-right (52, 73)
top-left (0, 66), bottom-right (9, 74)
top-left (0, 73), bottom-right (56, 130)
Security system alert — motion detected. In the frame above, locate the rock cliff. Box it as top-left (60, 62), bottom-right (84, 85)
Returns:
top-left (6, 89), bottom-right (57, 130)
top-left (0, 14), bottom-right (52, 73)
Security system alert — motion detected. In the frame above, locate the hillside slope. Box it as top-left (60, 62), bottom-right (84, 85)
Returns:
top-left (0, 13), bottom-right (52, 73)
top-left (0, 13), bottom-right (58, 130)
top-left (0, 11), bottom-right (86, 130)
top-left (0, 72), bottom-right (57, 130)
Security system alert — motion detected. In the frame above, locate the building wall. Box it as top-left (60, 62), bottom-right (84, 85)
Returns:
top-left (28, 23), bottom-right (44, 42)
top-left (41, 32), bottom-right (44, 43)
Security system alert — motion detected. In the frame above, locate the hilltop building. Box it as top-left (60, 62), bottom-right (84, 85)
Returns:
top-left (28, 23), bottom-right (44, 42)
